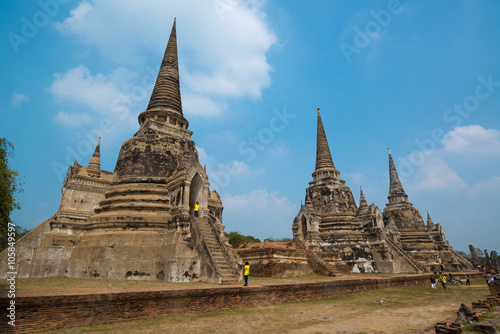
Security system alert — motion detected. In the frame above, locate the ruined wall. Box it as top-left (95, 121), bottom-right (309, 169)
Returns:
top-left (0, 222), bottom-right (208, 282)
top-left (236, 243), bottom-right (313, 277)
top-left (66, 228), bottom-right (203, 281)
top-left (0, 218), bottom-right (68, 278)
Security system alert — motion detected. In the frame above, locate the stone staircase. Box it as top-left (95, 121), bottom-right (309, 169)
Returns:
top-left (384, 236), bottom-right (426, 273)
top-left (196, 217), bottom-right (239, 284)
top-left (293, 238), bottom-right (348, 275)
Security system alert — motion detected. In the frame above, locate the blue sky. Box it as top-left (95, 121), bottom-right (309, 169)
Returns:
top-left (1, 0), bottom-right (499, 253)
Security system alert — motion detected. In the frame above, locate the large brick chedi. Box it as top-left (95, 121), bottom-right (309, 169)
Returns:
top-left (0, 19), bottom-right (240, 284)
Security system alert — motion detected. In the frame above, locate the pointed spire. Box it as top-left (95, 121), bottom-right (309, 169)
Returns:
top-left (146, 18), bottom-right (183, 116)
top-left (138, 18), bottom-right (190, 134)
top-left (359, 186), bottom-right (368, 213)
top-left (94, 137), bottom-right (101, 154)
top-left (427, 211), bottom-right (434, 226)
top-left (315, 108), bottom-right (335, 171)
top-left (311, 108), bottom-right (340, 182)
top-left (387, 147), bottom-right (408, 203)
top-left (87, 137), bottom-right (101, 177)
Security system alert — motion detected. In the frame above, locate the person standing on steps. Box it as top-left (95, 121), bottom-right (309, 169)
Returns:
top-left (466, 274), bottom-right (470, 286)
top-left (243, 261), bottom-right (250, 286)
top-left (194, 201), bottom-right (200, 217)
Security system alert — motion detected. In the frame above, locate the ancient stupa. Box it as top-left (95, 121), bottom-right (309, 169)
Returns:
top-left (292, 108), bottom-right (473, 273)
top-left (292, 109), bottom-right (407, 272)
top-left (0, 19), bottom-right (240, 284)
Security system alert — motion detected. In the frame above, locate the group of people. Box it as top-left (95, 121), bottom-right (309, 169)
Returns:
top-left (430, 273), bottom-right (470, 292)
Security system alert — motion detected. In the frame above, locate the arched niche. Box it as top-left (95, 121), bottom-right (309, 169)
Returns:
top-left (300, 215), bottom-right (308, 238)
top-left (189, 173), bottom-right (203, 216)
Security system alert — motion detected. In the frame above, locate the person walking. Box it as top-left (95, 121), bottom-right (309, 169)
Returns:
top-left (243, 261), bottom-right (250, 286)
top-left (194, 201), bottom-right (200, 217)
top-left (439, 272), bottom-right (447, 292)
top-left (466, 274), bottom-right (470, 286)
top-left (430, 275), bottom-right (437, 292)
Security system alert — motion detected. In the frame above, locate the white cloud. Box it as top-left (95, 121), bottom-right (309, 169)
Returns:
top-left (267, 143), bottom-right (290, 156)
top-left (221, 189), bottom-right (297, 239)
top-left (198, 147), bottom-right (263, 188)
top-left (413, 156), bottom-right (467, 191)
top-left (400, 125), bottom-right (500, 193)
top-left (53, 111), bottom-right (92, 127)
top-left (442, 125), bottom-right (500, 155)
top-left (468, 176), bottom-right (500, 196)
top-left (10, 92), bottom-right (30, 107)
top-left (344, 172), bottom-right (367, 185)
top-left (55, 0), bottom-right (277, 115)
top-left (197, 147), bottom-right (209, 164)
top-left (223, 189), bottom-right (293, 214)
top-left (208, 160), bottom-right (256, 189)
top-left (48, 65), bottom-right (141, 135)
top-left (49, 65), bottom-right (129, 114)
top-left (182, 93), bottom-right (223, 117)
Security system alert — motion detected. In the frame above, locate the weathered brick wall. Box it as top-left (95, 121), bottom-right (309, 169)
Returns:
top-left (489, 283), bottom-right (500, 295)
top-left (0, 273), bottom-right (484, 333)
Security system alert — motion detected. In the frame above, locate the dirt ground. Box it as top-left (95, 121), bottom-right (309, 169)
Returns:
top-left (36, 279), bottom-right (497, 334)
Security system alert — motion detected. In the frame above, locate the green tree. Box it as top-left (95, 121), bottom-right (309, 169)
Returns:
top-left (0, 224), bottom-right (30, 252)
top-left (265, 237), bottom-right (292, 242)
top-left (228, 231), bottom-right (261, 245)
top-left (474, 248), bottom-right (486, 264)
top-left (0, 138), bottom-right (23, 238)
top-left (457, 251), bottom-right (472, 264)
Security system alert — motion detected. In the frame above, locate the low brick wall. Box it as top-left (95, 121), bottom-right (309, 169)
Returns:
top-left (0, 273), bottom-right (484, 333)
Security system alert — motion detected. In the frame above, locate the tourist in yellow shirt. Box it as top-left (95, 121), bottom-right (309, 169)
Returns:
top-left (194, 201), bottom-right (200, 217)
top-left (243, 261), bottom-right (250, 286)
top-left (439, 272), bottom-right (447, 292)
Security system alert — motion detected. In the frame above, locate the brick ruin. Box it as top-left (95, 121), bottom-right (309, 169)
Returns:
top-left (291, 108), bottom-right (473, 273)
top-left (469, 244), bottom-right (500, 273)
top-left (0, 19), bottom-right (239, 284)
top-left (233, 239), bottom-right (350, 277)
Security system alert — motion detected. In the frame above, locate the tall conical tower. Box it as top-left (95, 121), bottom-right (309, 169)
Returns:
top-left (312, 108), bottom-right (339, 182)
top-left (89, 19), bottom-right (199, 228)
top-left (306, 108), bottom-right (356, 211)
top-left (137, 18), bottom-right (189, 135)
top-left (382, 147), bottom-right (442, 269)
top-left (383, 147), bottom-right (424, 229)
top-left (293, 108), bottom-right (371, 272)
top-left (358, 186), bottom-right (368, 214)
top-left (70, 19), bottom-right (239, 284)
top-left (387, 147), bottom-right (409, 204)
